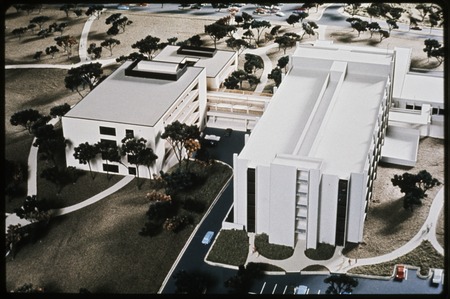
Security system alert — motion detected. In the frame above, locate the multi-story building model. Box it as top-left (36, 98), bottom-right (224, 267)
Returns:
top-left (230, 44), bottom-right (396, 249)
top-left (62, 46), bottom-right (238, 179)
top-left (62, 58), bottom-right (207, 178)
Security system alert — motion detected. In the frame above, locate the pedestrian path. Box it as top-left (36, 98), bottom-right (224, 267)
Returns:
top-left (244, 186), bottom-right (445, 274)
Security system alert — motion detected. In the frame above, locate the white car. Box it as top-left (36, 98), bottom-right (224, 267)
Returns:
top-left (432, 269), bottom-right (443, 284)
top-left (294, 285), bottom-right (309, 294)
top-left (275, 11), bottom-right (285, 17)
top-left (202, 231), bottom-right (214, 245)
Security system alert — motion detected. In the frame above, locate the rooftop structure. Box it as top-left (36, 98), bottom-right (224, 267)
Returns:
top-left (65, 60), bottom-right (204, 127)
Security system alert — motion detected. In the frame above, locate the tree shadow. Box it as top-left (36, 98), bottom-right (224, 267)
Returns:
top-left (330, 31), bottom-right (355, 43)
top-left (370, 196), bottom-right (413, 235)
top-left (410, 57), bottom-right (441, 70)
top-left (88, 30), bottom-right (109, 41)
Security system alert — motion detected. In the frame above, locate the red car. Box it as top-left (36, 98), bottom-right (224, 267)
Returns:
top-left (395, 265), bottom-right (406, 281)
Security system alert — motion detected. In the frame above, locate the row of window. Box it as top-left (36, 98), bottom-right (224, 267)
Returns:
top-left (99, 126), bottom-right (135, 138)
top-left (405, 104), bottom-right (445, 115)
top-left (102, 163), bottom-right (136, 175)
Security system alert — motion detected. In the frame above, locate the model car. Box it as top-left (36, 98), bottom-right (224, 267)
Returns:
top-left (395, 265), bottom-right (406, 281)
top-left (294, 285), bottom-right (309, 294)
top-left (202, 231), bottom-right (214, 245)
top-left (432, 269), bottom-right (443, 284)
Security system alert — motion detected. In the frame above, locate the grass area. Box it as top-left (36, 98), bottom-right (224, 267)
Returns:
top-left (206, 229), bottom-right (249, 266)
top-left (6, 162), bottom-right (232, 293)
top-left (348, 241), bottom-right (444, 277)
top-left (301, 265), bottom-right (330, 272)
top-left (254, 233), bottom-right (294, 260)
top-left (304, 243), bottom-right (336, 260)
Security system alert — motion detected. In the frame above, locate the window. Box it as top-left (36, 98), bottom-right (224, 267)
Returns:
top-left (125, 129), bottom-right (134, 138)
top-left (247, 168), bottom-right (256, 233)
top-left (405, 104), bottom-right (414, 110)
top-left (103, 164), bottom-right (119, 173)
top-left (100, 139), bottom-right (117, 147)
top-left (128, 167), bottom-right (136, 175)
top-left (100, 126), bottom-right (116, 136)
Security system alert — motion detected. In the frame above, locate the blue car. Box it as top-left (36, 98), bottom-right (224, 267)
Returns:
top-left (202, 231), bottom-right (214, 245)
top-left (294, 285), bottom-right (309, 294)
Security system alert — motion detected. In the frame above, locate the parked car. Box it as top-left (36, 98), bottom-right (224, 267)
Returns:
top-left (275, 11), bottom-right (285, 17)
top-left (395, 265), bottom-right (406, 281)
top-left (190, 4), bottom-right (202, 9)
top-left (432, 269), bottom-right (443, 285)
top-left (202, 231), bottom-right (214, 245)
top-left (294, 285), bottom-right (309, 294)
top-left (117, 4), bottom-right (130, 10)
top-left (410, 26), bottom-right (422, 31)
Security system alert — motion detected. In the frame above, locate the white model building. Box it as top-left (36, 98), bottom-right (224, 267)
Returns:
top-left (230, 44), bottom-right (395, 249)
top-left (62, 59), bottom-right (207, 178)
top-left (154, 45), bottom-right (238, 90)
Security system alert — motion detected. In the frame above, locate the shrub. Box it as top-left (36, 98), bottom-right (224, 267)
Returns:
top-left (304, 243), bottom-right (336, 260)
top-left (207, 229), bottom-right (249, 266)
top-left (254, 233), bottom-right (294, 260)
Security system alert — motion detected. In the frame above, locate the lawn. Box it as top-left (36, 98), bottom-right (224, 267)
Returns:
top-left (6, 161), bottom-right (232, 293)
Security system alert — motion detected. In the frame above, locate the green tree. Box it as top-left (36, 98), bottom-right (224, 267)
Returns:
top-left (14, 195), bottom-right (51, 223)
top-left (391, 170), bottom-right (441, 211)
top-left (32, 124), bottom-right (67, 167)
top-left (60, 4), bottom-right (75, 18)
top-left (121, 137), bottom-right (157, 189)
top-left (65, 62), bottom-right (103, 97)
top-left (30, 16), bottom-right (50, 30)
top-left (45, 45), bottom-right (59, 58)
top-left (268, 67), bottom-right (282, 87)
top-left (244, 53), bottom-right (264, 75)
top-left (324, 274), bottom-right (359, 294)
top-left (73, 142), bottom-right (99, 180)
top-left (205, 22), bottom-right (228, 48)
top-left (226, 37), bottom-right (249, 56)
top-left (225, 69), bottom-right (248, 90)
top-left (87, 43), bottom-right (102, 59)
top-left (85, 5), bottom-right (104, 20)
top-left (54, 35), bottom-right (78, 58)
top-left (161, 121), bottom-right (200, 168)
top-left (286, 14), bottom-right (300, 27)
top-left (131, 35), bottom-right (161, 60)
top-left (277, 56), bottom-right (289, 73)
top-left (10, 109), bottom-right (43, 133)
top-left (367, 22), bottom-right (381, 38)
top-left (275, 32), bottom-right (299, 54)
top-left (50, 103), bottom-right (71, 118)
top-left (106, 13), bottom-right (132, 34)
top-left (378, 29), bottom-right (390, 42)
top-left (12, 27), bottom-right (28, 41)
top-left (96, 140), bottom-right (123, 179)
top-left (250, 19), bottom-right (271, 44)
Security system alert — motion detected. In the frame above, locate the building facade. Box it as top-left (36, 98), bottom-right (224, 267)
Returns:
top-left (231, 44), bottom-right (395, 249)
top-left (62, 59), bottom-right (207, 178)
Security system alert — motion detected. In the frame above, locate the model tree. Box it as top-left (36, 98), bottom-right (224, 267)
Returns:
top-left (161, 121), bottom-right (200, 169)
top-left (60, 4), bottom-right (75, 18)
top-left (244, 53), bottom-right (264, 75)
top-left (226, 37), bottom-right (249, 56)
top-left (54, 35), bottom-right (78, 58)
top-left (106, 13), bottom-right (133, 35)
top-left (131, 35), bottom-right (161, 60)
top-left (121, 137), bottom-right (158, 188)
top-left (275, 32), bottom-right (299, 54)
top-left (73, 142), bottom-right (99, 180)
top-left (248, 20), bottom-right (271, 44)
top-left (85, 5), bottom-right (104, 20)
top-left (324, 274), bottom-right (359, 294)
top-left (277, 56), bottom-right (289, 73)
top-left (65, 62), bottom-right (103, 97)
top-left (423, 39), bottom-right (445, 66)
top-left (50, 103), bottom-right (71, 118)
top-left (101, 38), bottom-right (121, 56)
top-left (224, 69), bottom-right (248, 90)
top-left (268, 67), bottom-right (282, 87)
top-left (45, 45), bottom-right (59, 58)
top-left (12, 27), bottom-right (28, 41)
top-left (10, 109), bottom-right (44, 133)
top-left (30, 16), bottom-right (50, 30)
top-left (204, 22), bottom-right (228, 48)
top-left (391, 170), bottom-right (441, 211)
top-left (87, 43), bottom-right (102, 59)
top-left (32, 124), bottom-right (67, 167)
top-left (96, 140), bottom-right (123, 180)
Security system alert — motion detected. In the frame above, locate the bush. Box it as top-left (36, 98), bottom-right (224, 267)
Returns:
top-left (183, 196), bottom-right (205, 213)
top-left (207, 229), bottom-right (249, 266)
top-left (304, 243), bottom-right (336, 260)
top-left (254, 233), bottom-right (294, 260)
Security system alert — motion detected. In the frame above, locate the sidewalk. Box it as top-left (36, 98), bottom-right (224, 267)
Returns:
top-left (244, 186), bottom-right (445, 274)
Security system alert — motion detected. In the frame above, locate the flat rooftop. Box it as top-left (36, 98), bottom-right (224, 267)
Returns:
top-left (239, 44), bottom-right (393, 177)
top-left (154, 45), bottom-right (236, 78)
top-left (64, 60), bottom-right (204, 127)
